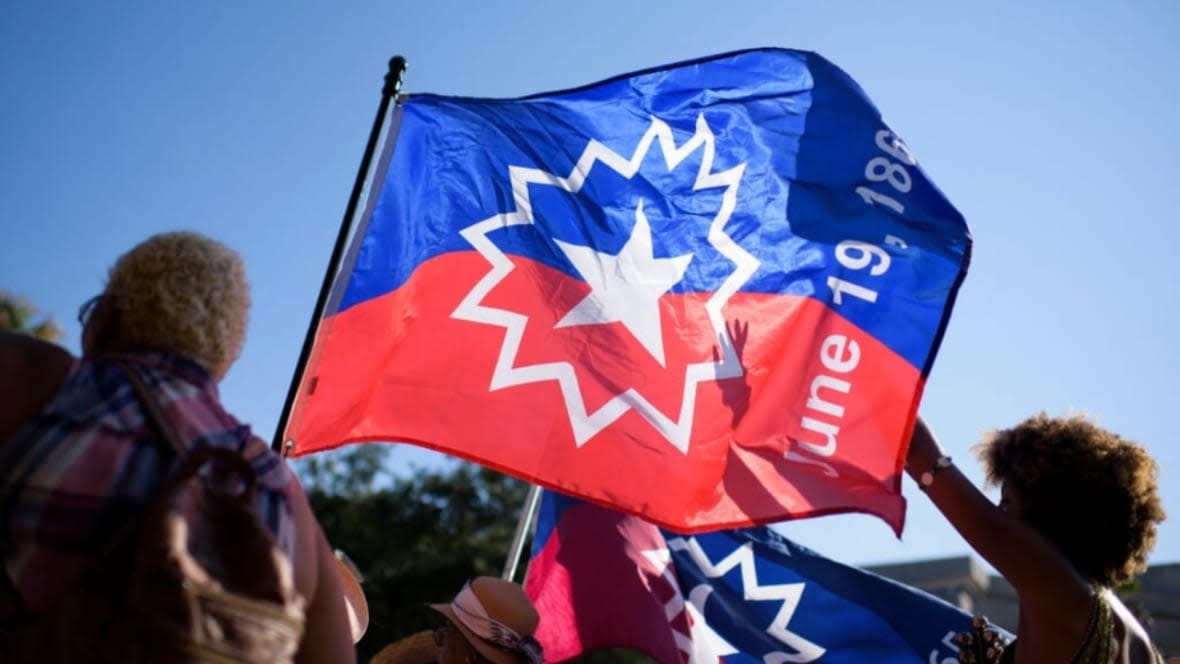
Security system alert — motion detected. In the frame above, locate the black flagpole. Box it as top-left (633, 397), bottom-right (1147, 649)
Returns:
top-left (272, 55), bottom-right (408, 454)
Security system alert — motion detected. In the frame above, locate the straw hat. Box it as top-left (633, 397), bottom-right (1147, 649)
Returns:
top-left (430, 577), bottom-right (542, 664)
top-left (335, 550), bottom-right (369, 643)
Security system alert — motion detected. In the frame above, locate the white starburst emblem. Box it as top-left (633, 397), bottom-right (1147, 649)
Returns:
top-left (667, 536), bottom-right (826, 663)
top-left (451, 115), bottom-right (760, 453)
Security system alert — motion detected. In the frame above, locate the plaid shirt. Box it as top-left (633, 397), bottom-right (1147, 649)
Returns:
top-left (0, 352), bottom-right (296, 614)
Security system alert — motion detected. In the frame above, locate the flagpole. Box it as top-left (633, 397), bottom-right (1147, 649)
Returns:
top-left (501, 484), bottom-right (543, 582)
top-left (272, 55), bottom-right (408, 454)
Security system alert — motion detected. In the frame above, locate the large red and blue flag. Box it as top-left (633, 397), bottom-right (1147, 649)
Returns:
top-left (525, 491), bottom-right (1004, 664)
top-left (284, 48), bottom-right (971, 533)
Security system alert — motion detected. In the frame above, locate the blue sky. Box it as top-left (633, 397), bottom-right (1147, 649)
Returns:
top-left (2, 1), bottom-right (1177, 570)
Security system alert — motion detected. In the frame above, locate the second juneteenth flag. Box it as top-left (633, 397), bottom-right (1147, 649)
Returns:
top-left (525, 491), bottom-right (1006, 663)
top-left (284, 48), bottom-right (971, 534)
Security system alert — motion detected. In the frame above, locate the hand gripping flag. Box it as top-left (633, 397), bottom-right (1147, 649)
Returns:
top-left (525, 491), bottom-right (1004, 664)
top-left (283, 48), bottom-right (971, 533)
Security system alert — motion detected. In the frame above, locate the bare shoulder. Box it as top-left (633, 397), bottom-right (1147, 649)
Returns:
top-left (0, 331), bottom-right (72, 365)
top-left (0, 332), bottom-right (74, 441)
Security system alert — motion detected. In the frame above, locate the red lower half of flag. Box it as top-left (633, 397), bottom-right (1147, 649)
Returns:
top-left (287, 252), bottom-right (922, 533)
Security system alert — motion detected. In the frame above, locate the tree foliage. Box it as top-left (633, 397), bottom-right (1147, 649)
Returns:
top-left (299, 446), bottom-right (530, 662)
top-left (300, 444), bottom-right (393, 497)
top-left (299, 446), bottom-right (654, 663)
top-left (0, 291), bottom-right (62, 341)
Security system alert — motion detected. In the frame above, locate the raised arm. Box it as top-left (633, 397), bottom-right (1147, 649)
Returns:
top-left (904, 416), bottom-right (1092, 617)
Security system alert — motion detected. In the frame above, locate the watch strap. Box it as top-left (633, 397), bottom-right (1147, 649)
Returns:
top-left (919, 455), bottom-right (953, 489)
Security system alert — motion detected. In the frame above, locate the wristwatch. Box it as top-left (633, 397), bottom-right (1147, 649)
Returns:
top-left (919, 456), bottom-right (953, 488)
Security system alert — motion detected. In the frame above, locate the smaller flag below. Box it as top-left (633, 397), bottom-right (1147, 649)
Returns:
top-left (525, 491), bottom-right (1008, 664)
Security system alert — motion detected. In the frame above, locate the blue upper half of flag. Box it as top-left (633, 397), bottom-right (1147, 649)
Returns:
top-left (339, 48), bottom-right (970, 372)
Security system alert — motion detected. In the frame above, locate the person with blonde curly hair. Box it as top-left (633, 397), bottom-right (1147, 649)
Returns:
top-left (0, 231), bottom-right (356, 663)
top-left (906, 413), bottom-right (1166, 663)
top-left (83, 229), bottom-right (252, 379)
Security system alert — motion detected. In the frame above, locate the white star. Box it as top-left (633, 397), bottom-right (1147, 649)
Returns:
top-left (451, 115), bottom-right (759, 450)
top-left (554, 201), bottom-right (692, 367)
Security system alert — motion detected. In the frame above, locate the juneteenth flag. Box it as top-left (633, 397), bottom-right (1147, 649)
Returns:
top-left (525, 491), bottom-right (999, 664)
top-left (283, 48), bottom-right (971, 533)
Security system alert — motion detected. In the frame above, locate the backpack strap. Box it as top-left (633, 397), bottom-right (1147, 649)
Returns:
top-left (75, 359), bottom-right (258, 581)
top-left (114, 358), bottom-right (258, 500)
top-left (114, 358), bottom-right (189, 460)
top-left (0, 359), bottom-right (261, 632)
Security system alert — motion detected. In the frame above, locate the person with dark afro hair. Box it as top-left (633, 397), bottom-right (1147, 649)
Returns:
top-left (907, 413), bottom-right (1166, 663)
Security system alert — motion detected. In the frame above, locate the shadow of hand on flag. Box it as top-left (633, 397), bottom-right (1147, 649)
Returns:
top-left (715, 318), bottom-right (752, 429)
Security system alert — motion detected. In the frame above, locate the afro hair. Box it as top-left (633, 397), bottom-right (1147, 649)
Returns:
top-left (976, 413), bottom-right (1165, 587)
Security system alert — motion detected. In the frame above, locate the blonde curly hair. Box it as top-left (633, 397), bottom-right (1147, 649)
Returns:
top-left (103, 231), bottom-right (249, 378)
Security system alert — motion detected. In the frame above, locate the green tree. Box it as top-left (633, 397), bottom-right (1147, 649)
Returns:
top-left (298, 447), bottom-right (654, 663)
top-left (0, 290), bottom-right (63, 341)
top-left (300, 444), bottom-right (393, 497)
top-left (300, 447), bottom-right (529, 661)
